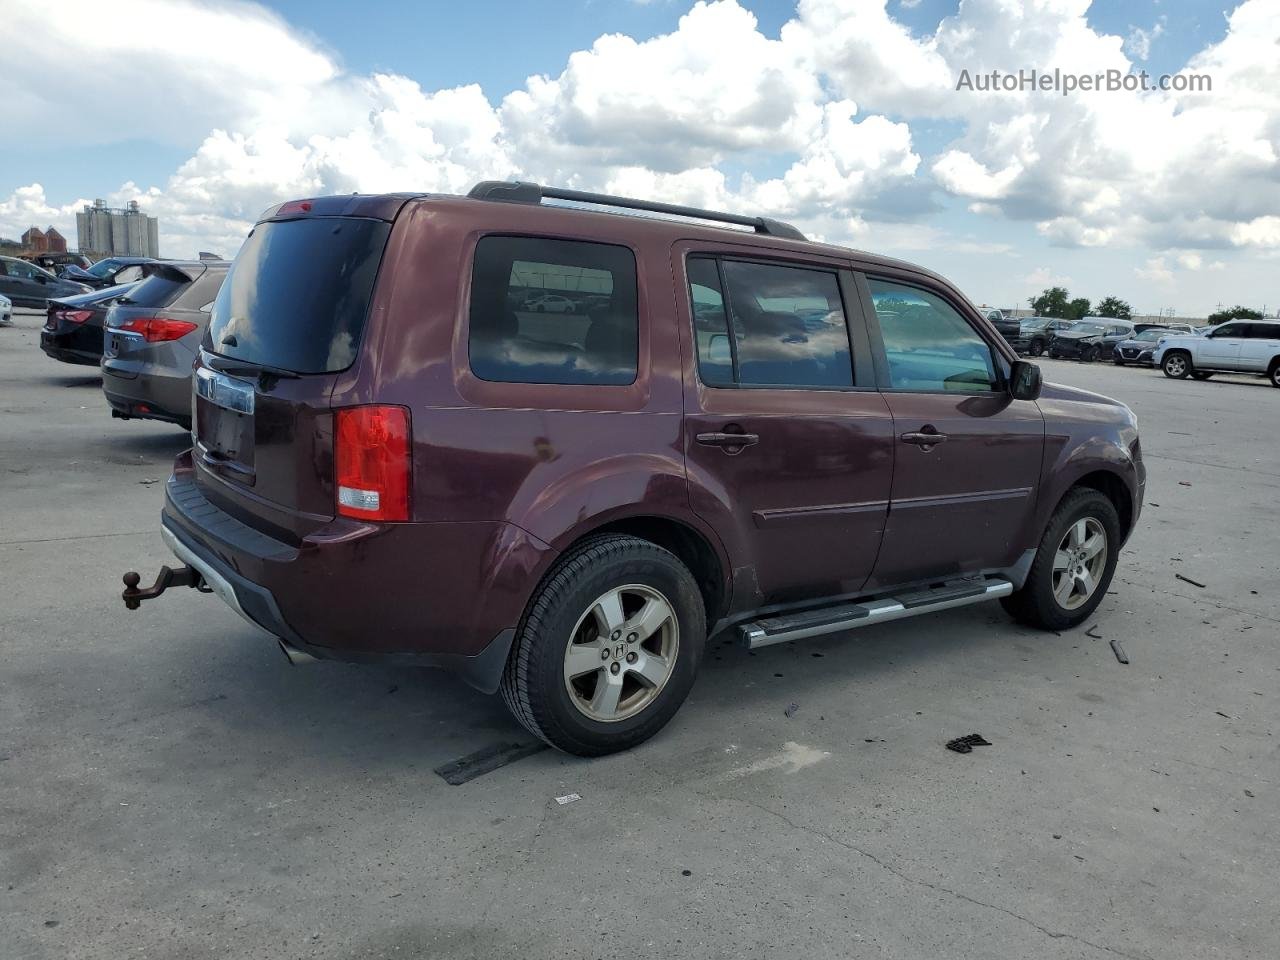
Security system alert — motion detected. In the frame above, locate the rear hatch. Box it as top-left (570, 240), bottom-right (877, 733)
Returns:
top-left (191, 201), bottom-right (401, 542)
top-left (104, 264), bottom-right (210, 360)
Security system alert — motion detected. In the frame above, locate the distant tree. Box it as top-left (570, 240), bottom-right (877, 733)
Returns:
top-left (1030, 286), bottom-right (1071, 318)
top-left (1095, 296), bottom-right (1132, 319)
top-left (1068, 298), bottom-right (1092, 320)
top-left (1207, 305), bottom-right (1263, 324)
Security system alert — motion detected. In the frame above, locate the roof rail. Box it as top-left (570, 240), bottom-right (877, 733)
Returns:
top-left (467, 180), bottom-right (807, 242)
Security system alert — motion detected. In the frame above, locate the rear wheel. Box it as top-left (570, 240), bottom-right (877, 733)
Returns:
top-left (1162, 351), bottom-right (1191, 379)
top-left (1001, 488), bottom-right (1120, 631)
top-left (1268, 360), bottom-right (1280, 388)
top-left (500, 535), bottom-right (705, 756)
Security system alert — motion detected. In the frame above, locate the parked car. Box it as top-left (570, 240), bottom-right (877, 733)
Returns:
top-left (1113, 327), bottom-right (1176, 366)
top-left (0, 293), bottom-right (12, 326)
top-left (0, 255), bottom-right (91, 308)
top-left (1018, 317), bottom-right (1073, 357)
top-left (121, 182), bottom-right (1145, 756)
top-left (61, 256), bottom-right (156, 290)
top-left (1135, 321), bottom-right (1194, 335)
top-left (522, 293), bottom-right (577, 313)
top-left (1048, 319), bottom-right (1135, 362)
top-left (985, 309), bottom-right (1025, 352)
top-left (40, 282), bottom-right (140, 365)
top-left (26, 252), bottom-right (93, 275)
top-left (1194, 324), bottom-right (1217, 336)
top-left (1154, 320), bottom-right (1280, 387)
top-left (101, 260), bottom-right (230, 429)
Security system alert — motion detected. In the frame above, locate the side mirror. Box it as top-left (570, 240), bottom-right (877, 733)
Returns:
top-left (1009, 360), bottom-right (1042, 401)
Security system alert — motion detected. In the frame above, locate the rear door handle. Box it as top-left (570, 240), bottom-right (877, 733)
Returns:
top-left (696, 431), bottom-right (759, 449)
top-left (900, 430), bottom-right (949, 446)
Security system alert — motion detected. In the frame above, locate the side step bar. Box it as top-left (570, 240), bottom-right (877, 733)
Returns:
top-left (739, 578), bottom-right (1014, 649)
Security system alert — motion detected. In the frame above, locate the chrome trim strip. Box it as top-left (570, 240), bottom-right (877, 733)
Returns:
top-left (891, 487), bottom-right (1032, 511)
top-left (753, 499), bottom-right (889, 527)
top-left (194, 366), bottom-right (255, 415)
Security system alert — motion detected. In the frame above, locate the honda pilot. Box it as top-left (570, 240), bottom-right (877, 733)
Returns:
top-left (123, 182), bottom-right (1145, 756)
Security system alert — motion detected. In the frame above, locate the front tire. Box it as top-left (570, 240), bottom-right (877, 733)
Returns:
top-left (1001, 488), bottom-right (1121, 631)
top-left (1029, 339), bottom-right (1045, 357)
top-left (1080, 345), bottom-right (1097, 363)
top-left (500, 535), bottom-right (705, 756)
top-left (1162, 351), bottom-right (1191, 379)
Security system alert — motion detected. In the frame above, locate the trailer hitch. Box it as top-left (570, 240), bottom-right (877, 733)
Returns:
top-left (121, 565), bottom-right (210, 610)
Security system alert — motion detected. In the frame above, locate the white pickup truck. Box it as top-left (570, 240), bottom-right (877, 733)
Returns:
top-left (1153, 319), bottom-right (1280, 387)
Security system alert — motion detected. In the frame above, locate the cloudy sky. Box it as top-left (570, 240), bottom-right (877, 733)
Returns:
top-left (3, 0), bottom-right (1277, 317)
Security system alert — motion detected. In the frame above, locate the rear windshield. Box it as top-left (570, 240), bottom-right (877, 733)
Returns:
top-left (124, 271), bottom-right (191, 309)
top-left (208, 217), bottom-right (390, 374)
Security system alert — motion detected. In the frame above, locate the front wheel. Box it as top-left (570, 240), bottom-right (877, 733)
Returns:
top-left (1001, 488), bottom-right (1120, 631)
top-left (1113, 357), bottom-right (1126, 366)
top-left (1162, 352), bottom-right (1191, 379)
top-left (1080, 345), bottom-right (1097, 363)
top-left (500, 535), bottom-right (705, 756)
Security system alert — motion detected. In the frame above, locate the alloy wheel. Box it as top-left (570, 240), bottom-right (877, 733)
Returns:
top-left (562, 584), bottom-right (680, 722)
top-left (1165, 355), bottom-right (1188, 377)
top-left (1052, 518), bottom-right (1108, 611)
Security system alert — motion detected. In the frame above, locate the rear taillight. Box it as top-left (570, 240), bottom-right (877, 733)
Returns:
top-left (58, 309), bottom-right (93, 325)
top-left (335, 405), bottom-right (412, 522)
top-left (119, 317), bottom-right (199, 342)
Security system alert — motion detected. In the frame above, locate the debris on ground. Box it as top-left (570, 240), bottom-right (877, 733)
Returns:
top-left (1110, 639), bottom-right (1129, 664)
top-left (554, 793), bottom-right (581, 805)
top-left (1244, 789), bottom-right (1255, 798)
top-left (1178, 481), bottom-right (1193, 487)
top-left (945, 733), bottom-right (991, 754)
top-left (681, 869), bottom-right (692, 876)
top-left (1085, 625), bottom-right (1102, 639)
top-left (138, 478), bottom-right (160, 485)
top-left (1175, 573), bottom-right (1207, 588)
top-left (784, 702), bottom-right (799, 718)
top-left (1215, 711), bottom-right (1231, 719)
top-left (433, 741), bottom-right (548, 785)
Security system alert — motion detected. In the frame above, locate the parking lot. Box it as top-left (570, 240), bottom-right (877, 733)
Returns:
top-left (2, 304), bottom-right (1276, 960)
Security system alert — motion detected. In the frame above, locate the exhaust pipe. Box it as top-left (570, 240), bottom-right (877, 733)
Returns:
top-left (277, 639), bottom-right (318, 666)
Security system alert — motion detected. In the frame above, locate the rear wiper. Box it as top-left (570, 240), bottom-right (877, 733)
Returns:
top-left (208, 359), bottom-right (300, 380)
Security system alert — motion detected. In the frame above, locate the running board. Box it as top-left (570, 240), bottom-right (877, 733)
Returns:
top-left (738, 578), bottom-right (1014, 650)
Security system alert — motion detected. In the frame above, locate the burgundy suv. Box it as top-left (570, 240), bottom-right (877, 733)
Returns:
top-left (123, 182), bottom-right (1144, 756)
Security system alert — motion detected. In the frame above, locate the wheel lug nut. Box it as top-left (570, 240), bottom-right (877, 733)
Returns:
top-left (627, 633), bottom-right (638, 643)
top-left (601, 649), bottom-right (610, 661)
top-left (611, 630), bottom-right (622, 641)
top-left (610, 662), bottom-right (620, 675)
top-left (626, 652), bottom-right (637, 664)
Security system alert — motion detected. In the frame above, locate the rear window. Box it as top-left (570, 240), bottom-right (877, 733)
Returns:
top-left (208, 217), bottom-right (390, 374)
top-left (124, 271), bottom-right (190, 309)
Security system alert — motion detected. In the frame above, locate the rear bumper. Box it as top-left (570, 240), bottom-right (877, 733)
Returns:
top-left (160, 455), bottom-right (553, 692)
top-left (102, 363), bottom-right (192, 425)
top-left (40, 326), bottom-right (102, 365)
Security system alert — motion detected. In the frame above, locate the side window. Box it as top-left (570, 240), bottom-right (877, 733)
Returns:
top-left (687, 257), bottom-right (734, 386)
top-left (686, 257), bottom-right (854, 388)
top-left (1245, 324), bottom-right (1278, 340)
top-left (868, 278), bottom-right (998, 392)
top-left (1213, 323), bottom-right (1242, 338)
top-left (8, 260), bottom-right (37, 280)
top-left (468, 236), bottom-right (638, 386)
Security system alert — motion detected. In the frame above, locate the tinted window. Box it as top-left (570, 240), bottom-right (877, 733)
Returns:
top-left (125, 272), bottom-right (190, 308)
top-left (1212, 323), bottom-right (1244, 338)
top-left (720, 260), bottom-right (853, 387)
top-left (175, 269), bottom-right (227, 310)
top-left (468, 236), bottom-right (637, 385)
top-left (868, 278), bottom-right (998, 392)
top-left (209, 217), bottom-right (390, 374)
top-left (1246, 324), bottom-right (1280, 339)
top-left (687, 257), bottom-right (734, 386)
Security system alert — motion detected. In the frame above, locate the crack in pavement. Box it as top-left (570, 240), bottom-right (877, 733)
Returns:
top-left (0, 530), bottom-right (152, 546)
top-left (698, 788), bottom-right (1151, 960)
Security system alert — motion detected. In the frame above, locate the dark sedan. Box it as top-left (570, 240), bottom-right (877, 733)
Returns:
top-left (0, 255), bottom-right (91, 308)
top-left (40, 283), bottom-right (140, 366)
top-left (1048, 320), bottom-right (1135, 362)
top-left (1114, 327), bottom-right (1184, 366)
top-left (101, 259), bottom-right (229, 428)
top-left (61, 256), bottom-right (157, 290)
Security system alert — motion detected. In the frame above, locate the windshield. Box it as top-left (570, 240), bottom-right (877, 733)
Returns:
top-left (85, 259), bottom-right (123, 278)
top-left (1022, 318), bottom-right (1050, 329)
top-left (208, 216), bottom-right (390, 374)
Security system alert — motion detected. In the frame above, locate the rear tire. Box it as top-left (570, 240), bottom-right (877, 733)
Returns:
top-left (1268, 360), bottom-right (1280, 388)
top-left (1162, 351), bottom-right (1191, 379)
top-left (500, 535), bottom-right (705, 756)
top-left (1001, 488), bottom-right (1121, 632)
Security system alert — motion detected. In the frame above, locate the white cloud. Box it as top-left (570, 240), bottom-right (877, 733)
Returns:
top-left (1124, 20), bottom-right (1165, 61)
top-left (1136, 257), bottom-right (1174, 283)
top-left (1023, 267), bottom-right (1074, 288)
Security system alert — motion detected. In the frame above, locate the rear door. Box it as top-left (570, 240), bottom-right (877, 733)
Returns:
top-left (859, 273), bottom-right (1044, 589)
top-left (1239, 324), bottom-right (1280, 372)
top-left (193, 212), bottom-right (393, 540)
top-left (676, 245), bottom-right (894, 607)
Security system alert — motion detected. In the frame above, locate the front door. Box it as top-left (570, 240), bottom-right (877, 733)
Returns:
top-left (859, 275), bottom-right (1045, 589)
top-left (676, 247), bottom-right (895, 608)
top-left (1200, 323), bottom-right (1247, 370)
